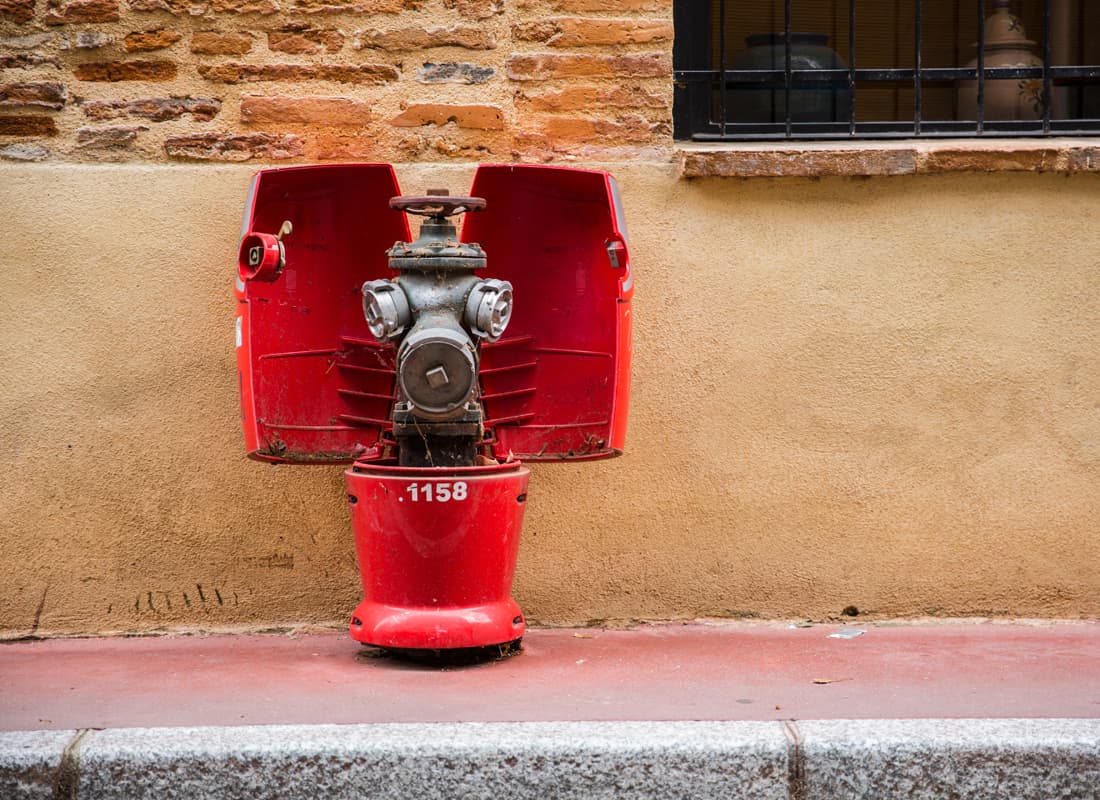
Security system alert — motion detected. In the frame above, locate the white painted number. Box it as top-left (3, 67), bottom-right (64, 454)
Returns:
top-left (406, 481), bottom-right (468, 502)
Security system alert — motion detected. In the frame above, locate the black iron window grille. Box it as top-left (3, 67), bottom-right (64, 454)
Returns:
top-left (673, 0), bottom-right (1100, 140)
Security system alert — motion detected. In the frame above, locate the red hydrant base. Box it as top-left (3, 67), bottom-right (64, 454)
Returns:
top-left (349, 597), bottom-right (525, 650)
top-left (345, 461), bottom-right (529, 651)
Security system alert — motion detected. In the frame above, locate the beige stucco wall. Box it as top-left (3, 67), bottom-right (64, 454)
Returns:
top-left (2, 162), bottom-right (1098, 637)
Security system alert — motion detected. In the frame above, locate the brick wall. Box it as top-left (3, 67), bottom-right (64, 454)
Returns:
top-left (0, 0), bottom-right (674, 163)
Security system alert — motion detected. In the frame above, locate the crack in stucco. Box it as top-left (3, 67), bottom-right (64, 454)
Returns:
top-left (29, 585), bottom-right (48, 637)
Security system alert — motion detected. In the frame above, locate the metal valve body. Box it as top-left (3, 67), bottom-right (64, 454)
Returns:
top-left (361, 194), bottom-right (512, 468)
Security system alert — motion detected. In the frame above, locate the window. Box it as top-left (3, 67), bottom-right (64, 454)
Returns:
top-left (673, 0), bottom-right (1100, 140)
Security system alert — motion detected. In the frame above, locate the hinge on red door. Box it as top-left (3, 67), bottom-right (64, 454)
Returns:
top-left (606, 239), bottom-right (627, 268)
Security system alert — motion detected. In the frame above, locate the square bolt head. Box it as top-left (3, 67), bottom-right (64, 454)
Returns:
top-left (425, 365), bottom-right (451, 389)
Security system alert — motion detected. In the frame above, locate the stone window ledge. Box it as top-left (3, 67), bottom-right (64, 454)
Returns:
top-left (679, 138), bottom-right (1100, 178)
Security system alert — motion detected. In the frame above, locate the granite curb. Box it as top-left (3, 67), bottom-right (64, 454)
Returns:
top-left (2, 719), bottom-right (1099, 799)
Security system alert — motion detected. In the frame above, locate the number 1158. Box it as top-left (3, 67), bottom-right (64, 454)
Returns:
top-left (405, 481), bottom-right (469, 502)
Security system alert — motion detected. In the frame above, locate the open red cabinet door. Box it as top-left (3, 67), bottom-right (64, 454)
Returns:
top-left (235, 164), bottom-right (410, 463)
top-left (462, 165), bottom-right (633, 462)
top-left (237, 163), bottom-right (632, 464)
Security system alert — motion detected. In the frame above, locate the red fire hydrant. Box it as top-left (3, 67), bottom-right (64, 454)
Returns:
top-left (235, 164), bottom-right (632, 656)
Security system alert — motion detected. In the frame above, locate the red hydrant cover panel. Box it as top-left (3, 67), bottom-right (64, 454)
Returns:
top-left (464, 165), bottom-right (633, 461)
top-left (236, 164), bottom-right (410, 463)
top-left (237, 163), bottom-right (631, 463)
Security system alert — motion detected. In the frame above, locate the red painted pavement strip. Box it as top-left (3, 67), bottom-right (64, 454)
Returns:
top-left (1, 622), bottom-right (1099, 731)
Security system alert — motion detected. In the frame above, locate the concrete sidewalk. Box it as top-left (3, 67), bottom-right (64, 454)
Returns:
top-left (2, 621), bottom-right (1099, 798)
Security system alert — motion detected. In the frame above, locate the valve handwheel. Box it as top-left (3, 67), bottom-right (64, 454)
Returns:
top-left (390, 196), bottom-right (486, 218)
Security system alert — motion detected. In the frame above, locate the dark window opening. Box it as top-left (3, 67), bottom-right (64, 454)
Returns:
top-left (673, 0), bottom-right (1100, 140)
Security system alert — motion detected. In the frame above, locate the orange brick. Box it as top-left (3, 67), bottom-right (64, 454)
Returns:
top-left (44, 0), bottom-right (119, 24)
top-left (128, 0), bottom-right (203, 14)
top-left (511, 22), bottom-right (558, 43)
top-left (517, 85), bottom-right (668, 112)
top-left (515, 18), bottom-right (674, 47)
top-left (0, 116), bottom-right (59, 136)
top-left (0, 53), bottom-right (62, 69)
top-left (76, 125), bottom-right (148, 148)
top-left (268, 28), bottom-right (344, 54)
top-left (355, 25), bottom-right (494, 52)
top-left (442, 0), bottom-right (500, 20)
top-left (0, 0), bottom-right (35, 22)
top-left (198, 62), bottom-right (399, 84)
top-left (207, 0), bottom-right (278, 12)
top-left (0, 82), bottom-right (67, 110)
top-left (286, 0), bottom-right (422, 13)
top-left (165, 132), bottom-right (303, 161)
top-left (83, 96), bottom-right (222, 121)
top-left (241, 95), bottom-right (373, 126)
top-left (551, 0), bottom-right (665, 11)
top-left (389, 103), bottom-right (504, 130)
top-left (505, 53), bottom-right (670, 81)
top-left (73, 61), bottom-right (178, 82)
top-left (191, 32), bottom-right (254, 55)
top-left (123, 30), bottom-right (184, 53)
